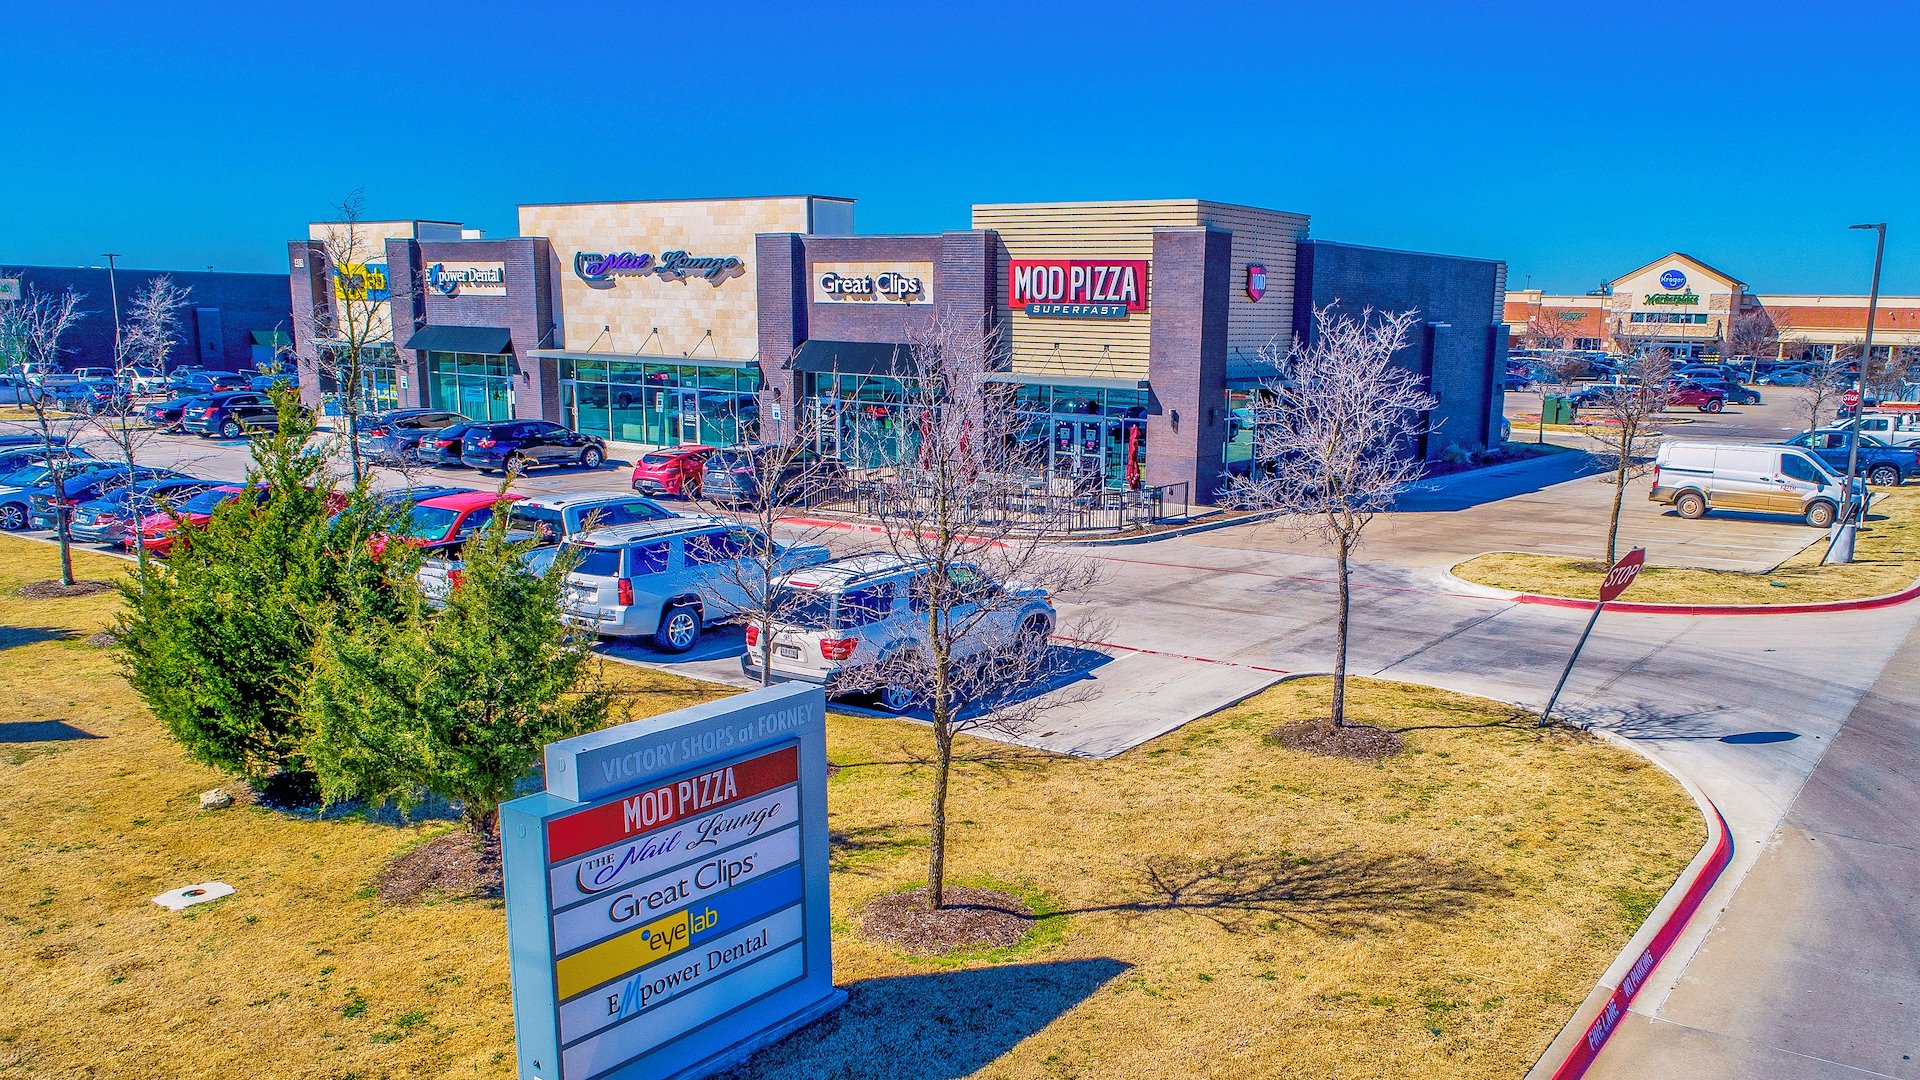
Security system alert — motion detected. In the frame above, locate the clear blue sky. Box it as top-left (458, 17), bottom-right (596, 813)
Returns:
top-left (6, 2), bottom-right (1916, 294)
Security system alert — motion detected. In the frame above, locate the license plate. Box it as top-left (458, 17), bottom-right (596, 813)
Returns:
top-left (776, 645), bottom-right (801, 659)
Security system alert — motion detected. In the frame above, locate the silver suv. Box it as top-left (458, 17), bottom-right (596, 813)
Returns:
top-left (558, 518), bottom-right (830, 652)
top-left (743, 554), bottom-right (1056, 711)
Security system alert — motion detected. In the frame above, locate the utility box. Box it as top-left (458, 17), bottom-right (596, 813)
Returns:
top-left (1543, 395), bottom-right (1575, 424)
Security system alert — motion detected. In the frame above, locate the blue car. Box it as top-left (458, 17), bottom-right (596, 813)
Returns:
top-left (28, 466), bottom-right (186, 530)
top-left (1783, 430), bottom-right (1920, 487)
top-left (0, 459), bottom-right (121, 531)
top-left (0, 441), bottom-right (85, 475)
top-left (68, 476), bottom-right (221, 544)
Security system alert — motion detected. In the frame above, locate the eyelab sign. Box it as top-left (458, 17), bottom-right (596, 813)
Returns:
top-left (1010, 259), bottom-right (1149, 319)
top-left (428, 261), bottom-right (508, 298)
top-left (575, 250), bottom-right (745, 285)
top-left (501, 684), bottom-right (842, 1080)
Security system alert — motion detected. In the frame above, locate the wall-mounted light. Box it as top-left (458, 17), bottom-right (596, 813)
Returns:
top-left (1170, 409), bottom-right (1181, 430)
top-left (1207, 406), bottom-right (1219, 426)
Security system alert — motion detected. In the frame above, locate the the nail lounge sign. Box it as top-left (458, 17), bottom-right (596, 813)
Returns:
top-left (574, 250), bottom-right (745, 285)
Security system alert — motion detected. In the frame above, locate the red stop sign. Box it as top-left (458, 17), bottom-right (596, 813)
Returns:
top-left (1844, 388), bottom-right (1862, 408)
top-left (1600, 547), bottom-right (1646, 603)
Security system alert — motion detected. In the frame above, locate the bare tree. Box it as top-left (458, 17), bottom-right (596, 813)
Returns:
top-left (1582, 352), bottom-right (1675, 566)
top-left (1532, 351), bottom-right (1591, 443)
top-left (96, 276), bottom-right (192, 572)
top-left (0, 281), bottom-right (89, 583)
top-left (854, 312), bottom-right (1100, 910)
top-left (1222, 306), bottom-right (1434, 730)
top-left (1790, 348), bottom-right (1852, 434)
top-left (688, 409), bottom-right (863, 686)
top-left (1523, 312), bottom-right (1575, 352)
top-left (299, 192), bottom-right (399, 484)
top-left (1724, 308), bottom-right (1780, 380)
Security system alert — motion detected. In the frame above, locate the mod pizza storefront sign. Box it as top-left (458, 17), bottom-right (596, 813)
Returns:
top-left (502, 684), bottom-right (841, 1080)
top-left (1010, 259), bottom-right (1149, 318)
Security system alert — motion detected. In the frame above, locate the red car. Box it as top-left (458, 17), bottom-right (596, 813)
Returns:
top-left (372, 490), bottom-right (523, 555)
top-left (129, 485), bottom-right (255, 556)
top-left (630, 445), bottom-right (716, 498)
top-left (1666, 380), bottom-right (1727, 413)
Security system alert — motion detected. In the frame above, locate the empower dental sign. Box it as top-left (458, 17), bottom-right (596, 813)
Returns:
top-left (502, 684), bottom-right (841, 1080)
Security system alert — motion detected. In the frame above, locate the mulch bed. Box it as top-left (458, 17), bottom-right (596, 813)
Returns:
top-left (1267, 719), bottom-right (1405, 762)
top-left (374, 830), bottom-right (503, 904)
top-left (859, 886), bottom-right (1034, 956)
top-left (17, 580), bottom-right (115, 599)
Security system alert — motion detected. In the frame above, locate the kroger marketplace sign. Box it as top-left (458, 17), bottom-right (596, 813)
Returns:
top-left (502, 684), bottom-right (842, 1080)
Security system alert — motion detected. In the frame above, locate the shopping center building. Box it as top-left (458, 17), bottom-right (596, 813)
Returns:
top-left (1505, 252), bottom-right (1920, 362)
top-left (289, 195), bottom-right (1509, 501)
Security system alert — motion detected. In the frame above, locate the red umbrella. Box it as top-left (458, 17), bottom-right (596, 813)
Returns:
top-left (1125, 424), bottom-right (1142, 490)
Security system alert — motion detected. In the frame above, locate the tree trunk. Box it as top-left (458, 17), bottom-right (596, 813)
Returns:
top-left (1331, 528), bottom-right (1351, 728)
top-left (53, 472), bottom-right (74, 587)
top-left (1606, 431), bottom-right (1630, 566)
top-left (926, 719), bottom-right (952, 911)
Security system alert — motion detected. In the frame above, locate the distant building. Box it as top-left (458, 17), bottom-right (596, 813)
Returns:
top-left (4, 264), bottom-right (292, 372)
top-left (1505, 252), bottom-right (1920, 362)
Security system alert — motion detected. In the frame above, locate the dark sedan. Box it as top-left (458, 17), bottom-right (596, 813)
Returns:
top-left (146, 393), bottom-right (216, 432)
top-left (168, 370), bottom-right (251, 395)
top-left (354, 409), bottom-right (470, 465)
top-left (28, 466), bottom-right (185, 530)
top-left (68, 477), bottom-right (220, 544)
top-left (698, 444), bottom-right (848, 508)
top-left (181, 391), bottom-right (280, 438)
top-left (460, 420), bottom-right (607, 474)
top-left (419, 422), bottom-right (480, 467)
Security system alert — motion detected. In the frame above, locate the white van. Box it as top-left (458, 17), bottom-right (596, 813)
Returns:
top-left (1649, 441), bottom-right (1867, 528)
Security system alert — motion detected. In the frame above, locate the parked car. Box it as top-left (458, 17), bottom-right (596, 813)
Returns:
top-left (168, 370), bottom-right (252, 394)
top-left (419, 422), bottom-right (481, 467)
top-left (741, 554), bottom-right (1057, 711)
top-left (118, 366), bottom-right (171, 395)
top-left (1683, 374), bottom-right (1761, 405)
top-left (0, 458), bottom-right (120, 531)
top-left (698, 444), bottom-right (848, 508)
top-left (420, 492), bottom-right (692, 600)
top-left (249, 371), bottom-right (299, 393)
top-left (630, 444), bottom-right (717, 498)
top-left (67, 366), bottom-right (114, 382)
top-left (354, 409), bottom-right (470, 465)
top-left (0, 440), bottom-right (81, 474)
top-left (130, 484), bottom-right (260, 556)
top-left (145, 393), bottom-right (216, 432)
top-left (28, 466), bottom-right (185, 530)
top-left (1757, 366), bottom-right (1814, 387)
top-left (1665, 381), bottom-right (1727, 413)
top-left (180, 391), bottom-right (281, 438)
top-left (1783, 429), bottom-right (1920, 486)
top-left (460, 420), bottom-right (607, 474)
top-left (68, 477), bottom-right (222, 545)
top-left (556, 518), bottom-right (832, 651)
top-left (373, 490), bottom-right (523, 555)
top-left (1567, 383), bottom-right (1631, 409)
top-left (1849, 413), bottom-right (1920, 446)
top-left (55, 379), bottom-right (134, 414)
top-left (1650, 441), bottom-right (1866, 528)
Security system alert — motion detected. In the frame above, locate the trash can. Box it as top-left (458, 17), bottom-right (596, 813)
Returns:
top-left (1542, 395), bottom-right (1574, 425)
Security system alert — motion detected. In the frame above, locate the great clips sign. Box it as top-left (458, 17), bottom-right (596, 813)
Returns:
top-left (1009, 259), bottom-right (1149, 319)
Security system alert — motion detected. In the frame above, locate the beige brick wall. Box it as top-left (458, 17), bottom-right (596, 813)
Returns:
top-left (519, 197), bottom-right (823, 359)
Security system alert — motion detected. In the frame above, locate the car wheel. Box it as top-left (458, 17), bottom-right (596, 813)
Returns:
top-left (877, 683), bottom-right (916, 713)
top-left (1675, 492), bottom-right (1708, 519)
top-left (653, 604), bottom-right (701, 654)
top-left (1806, 501), bottom-right (1837, 529)
top-left (1018, 615), bottom-right (1051, 657)
top-left (1869, 465), bottom-right (1901, 487)
top-left (0, 503), bottom-right (26, 531)
top-left (683, 479), bottom-right (700, 500)
top-left (580, 445), bottom-right (605, 468)
top-left (507, 452), bottom-right (530, 474)
top-left (219, 418), bottom-right (242, 438)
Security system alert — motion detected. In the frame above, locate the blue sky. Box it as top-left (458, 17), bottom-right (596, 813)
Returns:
top-left (5, 2), bottom-right (1916, 294)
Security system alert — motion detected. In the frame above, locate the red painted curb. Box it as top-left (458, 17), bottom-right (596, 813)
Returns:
top-left (1512, 577), bottom-right (1920, 616)
top-left (1546, 800), bottom-right (1734, 1079)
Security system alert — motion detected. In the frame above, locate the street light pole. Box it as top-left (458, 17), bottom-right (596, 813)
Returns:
top-left (1828, 223), bottom-right (1886, 564)
top-left (102, 253), bottom-right (123, 358)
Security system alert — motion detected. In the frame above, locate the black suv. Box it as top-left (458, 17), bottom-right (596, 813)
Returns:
top-left (459, 420), bottom-right (607, 474)
top-left (181, 391), bottom-right (281, 438)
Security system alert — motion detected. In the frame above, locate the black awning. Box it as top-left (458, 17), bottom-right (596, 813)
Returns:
top-left (403, 324), bottom-right (512, 355)
top-left (791, 339), bottom-right (919, 377)
top-left (249, 329), bottom-right (291, 348)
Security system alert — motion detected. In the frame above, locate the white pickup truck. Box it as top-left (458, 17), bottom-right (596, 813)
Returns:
top-left (1849, 413), bottom-right (1920, 446)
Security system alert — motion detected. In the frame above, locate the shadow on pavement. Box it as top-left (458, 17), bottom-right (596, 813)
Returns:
top-left (1392, 449), bottom-right (1602, 513)
top-left (722, 958), bottom-right (1131, 1080)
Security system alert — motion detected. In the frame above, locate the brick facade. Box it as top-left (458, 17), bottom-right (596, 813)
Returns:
top-left (1145, 228), bottom-right (1234, 501)
top-left (386, 237), bottom-right (559, 420)
top-left (11, 264), bottom-right (292, 374)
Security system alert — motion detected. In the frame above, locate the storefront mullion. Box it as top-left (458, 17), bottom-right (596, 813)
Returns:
top-left (556, 357), bottom-right (760, 449)
top-left (426, 351), bottom-right (516, 421)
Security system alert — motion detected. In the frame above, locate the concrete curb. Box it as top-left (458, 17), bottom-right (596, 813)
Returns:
top-left (1524, 729), bottom-right (1735, 1080)
top-left (1445, 560), bottom-right (1920, 616)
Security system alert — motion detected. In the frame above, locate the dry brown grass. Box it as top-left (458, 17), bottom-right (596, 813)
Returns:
top-left (0, 536), bottom-right (1702, 1080)
top-left (1455, 486), bottom-right (1920, 605)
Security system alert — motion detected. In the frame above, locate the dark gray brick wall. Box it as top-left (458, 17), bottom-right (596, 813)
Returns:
top-left (390, 237), bottom-right (559, 420)
top-left (1293, 240), bottom-right (1508, 456)
top-left (1147, 228), bottom-right (1233, 502)
top-left (11, 264), bottom-right (291, 375)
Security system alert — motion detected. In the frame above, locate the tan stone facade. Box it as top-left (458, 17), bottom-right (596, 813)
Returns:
top-left (518, 196), bottom-right (852, 360)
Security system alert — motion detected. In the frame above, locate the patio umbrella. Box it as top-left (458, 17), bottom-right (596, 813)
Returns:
top-left (1125, 424), bottom-right (1142, 490)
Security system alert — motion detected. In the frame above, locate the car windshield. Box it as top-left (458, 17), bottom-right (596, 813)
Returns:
top-left (572, 500), bottom-right (671, 531)
top-left (508, 505), bottom-right (565, 542)
top-left (562, 543), bottom-right (622, 578)
top-left (1, 465), bottom-right (53, 486)
top-left (177, 488), bottom-right (239, 515)
top-left (640, 453), bottom-right (681, 467)
top-left (773, 586), bottom-right (837, 630)
top-left (404, 504), bottom-right (464, 538)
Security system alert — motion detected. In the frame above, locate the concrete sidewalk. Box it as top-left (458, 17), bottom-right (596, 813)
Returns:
top-left (1591, 620), bottom-right (1920, 1079)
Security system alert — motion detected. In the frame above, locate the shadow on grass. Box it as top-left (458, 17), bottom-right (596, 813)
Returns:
top-left (0, 719), bottom-right (103, 743)
top-left (1058, 850), bottom-right (1504, 934)
top-left (0, 625), bottom-right (75, 650)
top-left (722, 958), bottom-right (1130, 1080)
top-left (828, 823), bottom-right (927, 876)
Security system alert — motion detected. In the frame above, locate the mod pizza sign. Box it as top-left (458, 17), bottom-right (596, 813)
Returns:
top-left (1009, 258), bottom-right (1149, 318)
top-left (502, 684), bottom-right (841, 1080)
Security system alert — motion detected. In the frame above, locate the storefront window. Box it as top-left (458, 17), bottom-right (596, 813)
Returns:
top-left (559, 359), bottom-right (760, 448)
top-left (426, 351), bottom-right (515, 421)
top-left (317, 344), bottom-right (398, 417)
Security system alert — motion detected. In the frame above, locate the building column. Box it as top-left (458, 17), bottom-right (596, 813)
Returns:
top-left (754, 234), bottom-right (808, 444)
top-left (1145, 228), bottom-right (1233, 503)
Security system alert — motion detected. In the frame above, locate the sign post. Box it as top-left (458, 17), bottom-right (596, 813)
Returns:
top-left (1540, 548), bottom-right (1645, 727)
top-left (500, 683), bottom-right (843, 1080)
